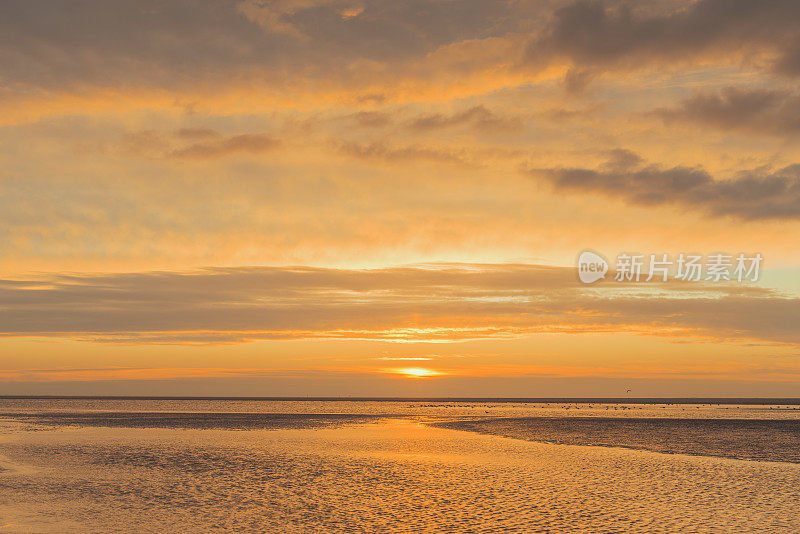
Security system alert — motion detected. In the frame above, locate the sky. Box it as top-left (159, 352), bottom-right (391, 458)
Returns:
top-left (1, 0), bottom-right (799, 397)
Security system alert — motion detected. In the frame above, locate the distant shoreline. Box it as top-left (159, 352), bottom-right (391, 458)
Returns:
top-left (1, 396), bottom-right (799, 404)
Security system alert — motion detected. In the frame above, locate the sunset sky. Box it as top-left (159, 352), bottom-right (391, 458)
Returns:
top-left (1, 0), bottom-right (799, 396)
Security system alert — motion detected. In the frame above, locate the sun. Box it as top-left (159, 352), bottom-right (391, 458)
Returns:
top-left (395, 367), bottom-right (441, 379)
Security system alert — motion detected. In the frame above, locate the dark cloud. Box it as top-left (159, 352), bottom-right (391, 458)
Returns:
top-left (0, 0), bottom-right (524, 92)
top-left (657, 87), bottom-right (800, 135)
top-left (278, 0), bottom-right (517, 61)
top-left (531, 151), bottom-right (800, 220)
top-left (562, 67), bottom-right (597, 93)
top-left (0, 264), bottom-right (795, 345)
top-left (525, 0), bottom-right (800, 79)
top-left (774, 44), bottom-right (800, 76)
top-left (600, 148), bottom-right (644, 171)
top-left (0, 0), bottom-right (274, 90)
top-left (3, 0), bottom-right (800, 98)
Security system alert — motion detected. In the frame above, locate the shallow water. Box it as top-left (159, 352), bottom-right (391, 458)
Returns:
top-left (1, 400), bottom-right (799, 533)
top-left (434, 416), bottom-right (800, 463)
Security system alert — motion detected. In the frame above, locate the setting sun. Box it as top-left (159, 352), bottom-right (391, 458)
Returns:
top-left (395, 368), bottom-right (442, 379)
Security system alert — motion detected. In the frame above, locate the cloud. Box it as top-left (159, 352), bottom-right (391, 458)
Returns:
top-left (169, 134), bottom-right (279, 159)
top-left (348, 111), bottom-right (392, 128)
top-left (530, 150), bottom-right (800, 220)
top-left (657, 87), bottom-right (800, 135)
top-left (0, 0), bottom-right (524, 95)
top-left (176, 127), bottom-right (222, 140)
top-left (3, 0), bottom-right (800, 111)
top-left (335, 140), bottom-right (473, 166)
top-left (6, 0), bottom-right (800, 118)
top-left (524, 0), bottom-right (800, 80)
top-left (407, 105), bottom-right (523, 133)
top-left (0, 263), bottom-right (796, 345)
top-left (114, 129), bottom-right (279, 159)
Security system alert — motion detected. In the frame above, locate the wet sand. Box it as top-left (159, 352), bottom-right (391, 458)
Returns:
top-left (0, 404), bottom-right (799, 533)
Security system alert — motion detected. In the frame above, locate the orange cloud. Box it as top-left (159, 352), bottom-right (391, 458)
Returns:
top-left (0, 264), bottom-right (797, 346)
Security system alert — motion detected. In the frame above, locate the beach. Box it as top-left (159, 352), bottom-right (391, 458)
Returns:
top-left (0, 399), bottom-right (799, 533)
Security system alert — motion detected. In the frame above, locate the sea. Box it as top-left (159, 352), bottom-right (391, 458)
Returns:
top-left (0, 398), bottom-right (799, 533)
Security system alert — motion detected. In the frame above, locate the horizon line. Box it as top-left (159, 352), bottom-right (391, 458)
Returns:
top-left (1, 396), bottom-right (799, 404)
